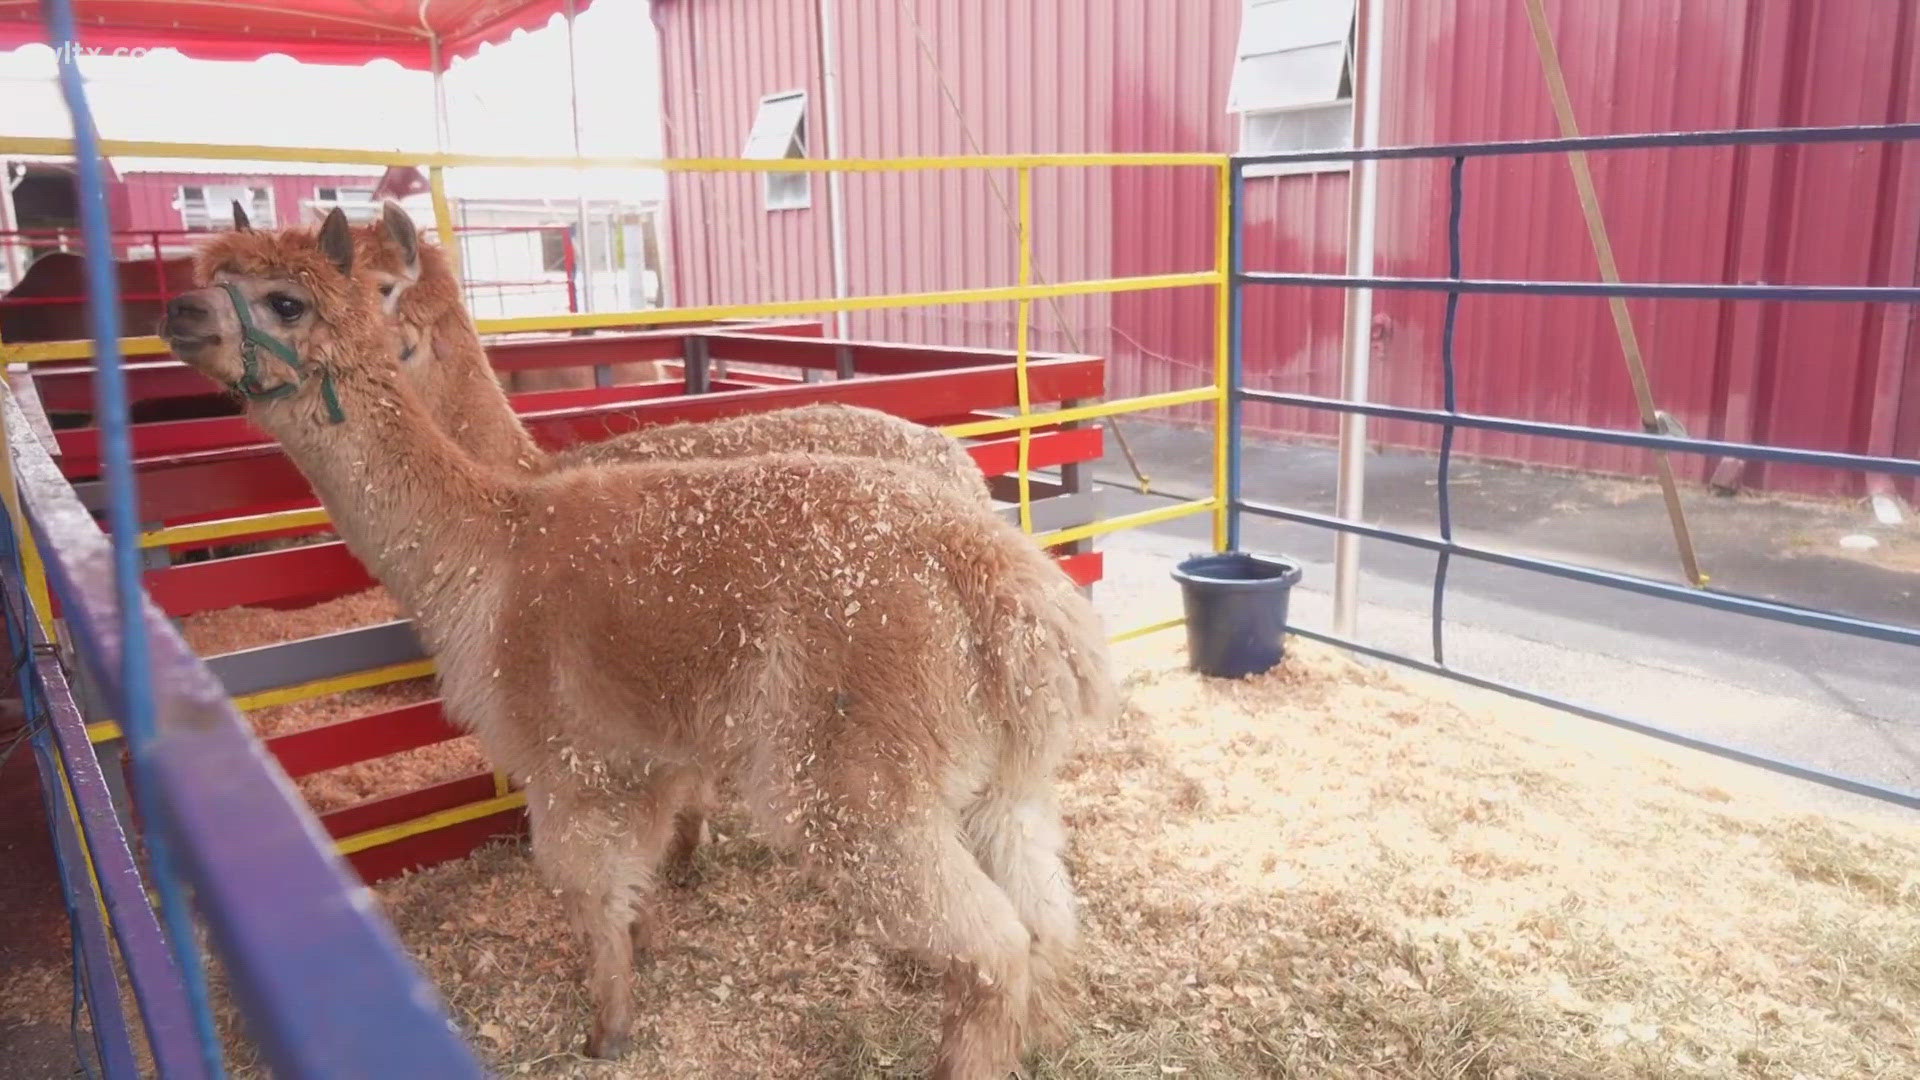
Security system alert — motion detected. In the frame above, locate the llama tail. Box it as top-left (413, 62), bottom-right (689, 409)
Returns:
top-left (1038, 571), bottom-right (1120, 730)
top-left (958, 535), bottom-right (1114, 1044)
top-left (972, 532), bottom-right (1121, 739)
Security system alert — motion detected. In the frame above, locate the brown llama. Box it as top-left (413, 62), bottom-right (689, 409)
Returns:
top-left (161, 208), bottom-right (1114, 1077)
top-left (320, 200), bottom-right (997, 869)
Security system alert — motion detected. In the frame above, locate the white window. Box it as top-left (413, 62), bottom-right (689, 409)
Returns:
top-left (1229, 0), bottom-right (1356, 177)
top-left (742, 90), bottom-right (811, 211)
top-left (179, 184), bottom-right (275, 231)
top-left (311, 186), bottom-right (381, 222)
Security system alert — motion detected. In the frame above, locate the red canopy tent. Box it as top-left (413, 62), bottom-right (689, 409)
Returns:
top-left (4, 0), bottom-right (616, 299)
top-left (0, 0), bottom-right (595, 69)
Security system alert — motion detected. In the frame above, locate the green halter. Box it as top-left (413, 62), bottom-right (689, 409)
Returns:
top-left (217, 281), bottom-right (345, 424)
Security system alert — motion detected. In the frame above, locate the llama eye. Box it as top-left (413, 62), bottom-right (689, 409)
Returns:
top-left (267, 294), bottom-right (306, 322)
top-left (379, 283), bottom-right (395, 298)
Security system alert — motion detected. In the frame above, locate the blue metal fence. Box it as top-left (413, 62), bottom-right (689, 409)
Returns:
top-left (1227, 122), bottom-right (1920, 812)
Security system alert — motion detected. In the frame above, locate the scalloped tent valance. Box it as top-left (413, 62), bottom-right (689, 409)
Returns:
top-left (0, 1), bottom-right (596, 70)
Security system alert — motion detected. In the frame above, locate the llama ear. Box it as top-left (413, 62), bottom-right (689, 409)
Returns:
top-left (319, 207), bottom-right (355, 276)
top-left (381, 200), bottom-right (419, 272)
top-left (231, 200), bottom-right (251, 231)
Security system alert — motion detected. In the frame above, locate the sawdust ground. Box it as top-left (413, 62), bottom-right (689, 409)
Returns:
top-left (196, 633), bottom-right (1920, 1079)
top-left (176, 587), bottom-right (486, 814)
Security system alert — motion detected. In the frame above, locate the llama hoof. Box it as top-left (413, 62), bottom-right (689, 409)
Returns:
top-left (664, 815), bottom-right (710, 883)
top-left (630, 918), bottom-right (663, 956)
top-left (584, 1026), bottom-right (633, 1060)
top-left (929, 1060), bottom-right (1018, 1080)
top-left (663, 858), bottom-right (705, 890)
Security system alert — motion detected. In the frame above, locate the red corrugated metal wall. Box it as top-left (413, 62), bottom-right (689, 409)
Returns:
top-left (654, 0), bottom-right (1123, 358)
top-left (653, 0), bottom-right (1920, 497)
top-left (654, 0), bottom-right (835, 319)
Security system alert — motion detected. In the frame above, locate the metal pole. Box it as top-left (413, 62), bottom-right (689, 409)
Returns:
top-left (564, 0), bottom-right (594, 314)
top-left (428, 35), bottom-right (463, 281)
top-left (0, 166), bottom-right (22, 288)
top-left (149, 230), bottom-right (166, 299)
top-left (1332, 0), bottom-right (1384, 638)
top-left (1224, 163), bottom-right (1246, 552)
top-left (40, 2), bottom-right (225, 1071)
top-left (1015, 167), bottom-right (1034, 534)
top-left (562, 227), bottom-right (579, 313)
top-left (815, 0), bottom-right (852, 339)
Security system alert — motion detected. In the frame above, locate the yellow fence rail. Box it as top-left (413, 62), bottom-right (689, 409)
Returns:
top-left (1, 272), bottom-right (1218, 364)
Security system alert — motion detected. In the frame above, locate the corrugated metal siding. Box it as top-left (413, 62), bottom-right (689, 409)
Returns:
top-left (657, 0), bottom-right (1130, 357)
top-left (830, 0), bottom-right (1113, 359)
top-left (655, 0), bottom-right (1920, 497)
top-left (1354, 0), bottom-right (1757, 482)
top-left (656, 0), bottom-right (834, 318)
top-left (1732, 0), bottom-right (1920, 494)
top-left (1103, 0), bottom-right (1239, 425)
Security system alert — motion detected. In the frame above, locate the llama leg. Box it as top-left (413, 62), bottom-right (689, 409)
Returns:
top-left (566, 881), bottom-right (638, 1059)
top-left (662, 808), bottom-right (708, 883)
top-left (528, 790), bottom-right (637, 1058)
top-left (626, 769), bottom-right (701, 951)
top-left (962, 780), bottom-right (1081, 1045)
top-left (527, 775), bottom-right (681, 1059)
top-left (662, 773), bottom-right (714, 882)
top-left (846, 827), bottom-right (1034, 1080)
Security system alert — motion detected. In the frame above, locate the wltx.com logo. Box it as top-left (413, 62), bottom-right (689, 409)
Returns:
top-left (51, 42), bottom-right (152, 62)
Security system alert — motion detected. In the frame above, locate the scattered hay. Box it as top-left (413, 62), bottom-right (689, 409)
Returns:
top-left (14, 631), bottom-right (1918, 1077)
top-left (177, 587), bottom-right (485, 814)
top-left (218, 636), bottom-right (1916, 1080)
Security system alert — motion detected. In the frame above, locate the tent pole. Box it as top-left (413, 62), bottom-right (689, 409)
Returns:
top-left (565, 0), bottom-right (594, 314)
top-left (428, 34), bottom-right (462, 281)
top-left (1332, 0), bottom-right (1384, 638)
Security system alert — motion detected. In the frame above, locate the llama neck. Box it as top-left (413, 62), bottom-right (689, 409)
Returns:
top-left (273, 366), bottom-right (516, 635)
top-left (428, 309), bottom-right (548, 473)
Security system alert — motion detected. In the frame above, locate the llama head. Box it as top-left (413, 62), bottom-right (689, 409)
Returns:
top-left (162, 206), bottom-right (394, 432)
top-left (363, 201), bottom-right (423, 316)
top-left (354, 201), bottom-right (462, 372)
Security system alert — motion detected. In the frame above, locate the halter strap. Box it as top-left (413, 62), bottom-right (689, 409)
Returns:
top-left (217, 281), bottom-right (345, 424)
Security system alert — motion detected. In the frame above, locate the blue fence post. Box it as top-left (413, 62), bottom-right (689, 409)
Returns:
top-left (1430, 155), bottom-right (1465, 667)
top-left (1226, 161), bottom-right (1247, 552)
top-left (39, 1), bottom-right (227, 1072)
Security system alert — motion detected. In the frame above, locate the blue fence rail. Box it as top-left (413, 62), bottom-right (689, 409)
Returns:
top-left (0, 4), bottom-right (490, 1075)
top-left (1226, 121), bottom-right (1920, 813)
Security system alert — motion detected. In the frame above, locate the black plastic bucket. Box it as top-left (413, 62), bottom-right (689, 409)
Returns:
top-left (1170, 551), bottom-right (1304, 679)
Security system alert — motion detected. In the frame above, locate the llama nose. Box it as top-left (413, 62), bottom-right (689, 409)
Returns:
top-left (166, 295), bottom-right (210, 323)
